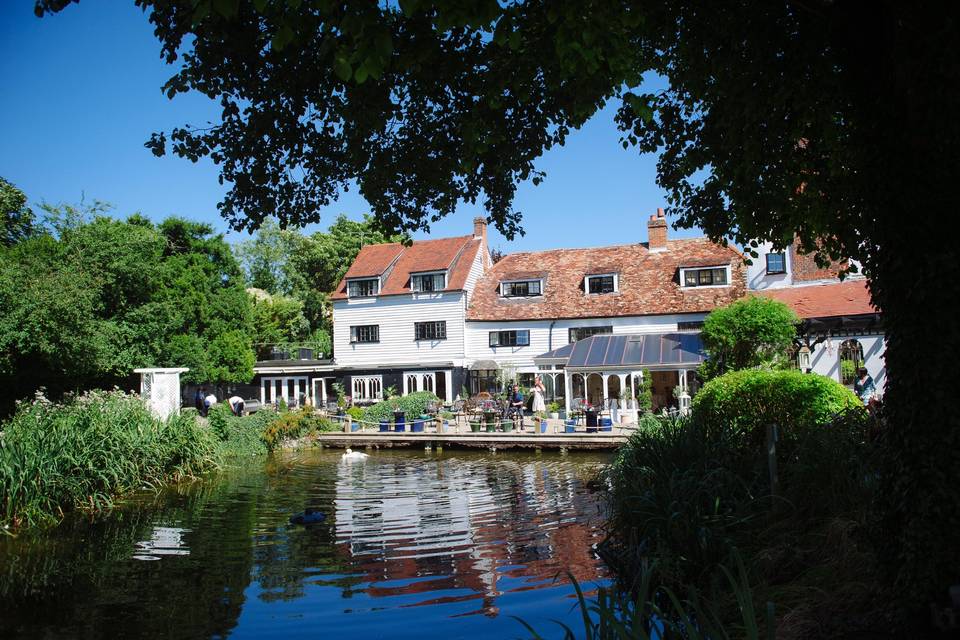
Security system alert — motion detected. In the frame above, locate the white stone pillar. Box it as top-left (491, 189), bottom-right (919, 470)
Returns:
top-left (444, 370), bottom-right (453, 403)
top-left (601, 373), bottom-right (610, 408)
top-left (564, 373), bottom-right (573, 415)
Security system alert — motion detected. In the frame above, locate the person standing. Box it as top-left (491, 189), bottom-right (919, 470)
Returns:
top-left (195, 387), bottom-right (206, 415)
top-left (509, 383), bottom-right (525, 427)
top-left (532, 376), bottom-right (546, 414)
top-left (854, 367), bottom-right (876, 405)
top-left (228, 395), bottom-right (245, 417)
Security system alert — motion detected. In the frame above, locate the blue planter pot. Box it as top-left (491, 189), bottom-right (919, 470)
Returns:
top-left (411, 420), bottom-right (424, 433)
top-left (379, 420), bottom-right (390, 432)
top-left (564, 420), bottom-right (576, 434)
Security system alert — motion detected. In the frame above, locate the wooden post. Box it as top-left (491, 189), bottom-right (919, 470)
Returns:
top-left (344, 415), bottom-right (351, 433)
top-left (766, 423), bottom-right (779, 501)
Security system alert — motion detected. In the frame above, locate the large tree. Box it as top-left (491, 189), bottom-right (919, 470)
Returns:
top-left (37, 0), bottom-right (960, 625)
top-left (0, 177), bottom-right (36, 246)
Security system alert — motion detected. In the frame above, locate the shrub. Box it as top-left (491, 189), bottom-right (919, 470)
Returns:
top-left (362, 391), bottom-right (439, 424)
top-left (346, 406), bottom-right (364, 421)
top-left (0, 390), bottom-right (218, 529)
top-left (261, 408), bottom-right (336, 450)
top-left (691, 369), bottom-right (860, 454)
top-left (208, 404), bottom-right (271, 457)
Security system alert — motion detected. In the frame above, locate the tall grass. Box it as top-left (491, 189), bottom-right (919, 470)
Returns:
top-left (0, 390), bottom-right (218, 530)
top-left (601, 411), bottom-right (881, 636)
top-left (515, 553), bottom-right (774, 640)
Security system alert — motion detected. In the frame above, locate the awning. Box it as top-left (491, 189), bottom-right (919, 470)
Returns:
top-left (535, 333), bottom-right (706, 370)
top-left (470, 359), bottom-right (500, 371)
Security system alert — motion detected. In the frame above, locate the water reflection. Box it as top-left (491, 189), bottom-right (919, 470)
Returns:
top-left (0, 450), bottom-right (609, 639)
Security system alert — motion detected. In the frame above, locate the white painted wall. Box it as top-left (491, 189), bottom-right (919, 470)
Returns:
top-left (463, 245), bottom-right (486, 303)
top-left (464, 313), bottom-right (709, 371)
top-left (333, 292), bottom-right (469, 367)
top-left (809, 333), bottom-right (887, 394)
top-left (745, 241), bottom-right (794, 291)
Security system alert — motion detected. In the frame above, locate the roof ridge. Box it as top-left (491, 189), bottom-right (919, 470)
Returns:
top-left (494, 236), bottom-right (723, 261)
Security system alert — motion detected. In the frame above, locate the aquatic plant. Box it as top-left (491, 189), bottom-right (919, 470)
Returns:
top-left (0, 389), bottom-right (218, 530)
top-left (514, 555), bottom-right (773, 640)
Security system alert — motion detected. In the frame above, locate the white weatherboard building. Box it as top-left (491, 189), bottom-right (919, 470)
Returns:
top-left (252, 212), bottom-right (886, 409)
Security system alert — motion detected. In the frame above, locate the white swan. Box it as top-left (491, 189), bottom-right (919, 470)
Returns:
top-left (341, 447), bottom-right (369, 461)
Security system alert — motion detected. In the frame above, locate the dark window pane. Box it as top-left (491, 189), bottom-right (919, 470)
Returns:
top-left (766, 253), bottom-right (785, 274)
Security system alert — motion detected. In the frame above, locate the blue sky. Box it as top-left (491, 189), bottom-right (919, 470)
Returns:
top-left (0, 1), bottom-right (702, 253)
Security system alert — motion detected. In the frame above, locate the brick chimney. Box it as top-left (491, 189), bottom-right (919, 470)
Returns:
top-left (647, 207), bottom-right (668, 252)
top-left (473, 216), bottom-right (487, 244)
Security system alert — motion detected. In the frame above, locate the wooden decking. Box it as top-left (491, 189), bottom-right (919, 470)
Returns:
top-left (316, 427), bottom-right (631, 451)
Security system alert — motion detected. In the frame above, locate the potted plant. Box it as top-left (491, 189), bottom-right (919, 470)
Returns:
top-left (547, 402), bottom-right (560, 420)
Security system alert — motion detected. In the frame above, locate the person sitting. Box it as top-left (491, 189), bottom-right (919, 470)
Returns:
top-left (854, 367), bottom-right (876, 405)
top-left (228, 395), bottom-right (245, 417)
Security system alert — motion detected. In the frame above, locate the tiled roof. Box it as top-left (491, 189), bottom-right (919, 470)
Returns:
top-left (466, 239), bottom-right (746, 321)
top-left (760, 279), bottom-right (875, 318)
top-left (332, 235), bottom-right (481, 299)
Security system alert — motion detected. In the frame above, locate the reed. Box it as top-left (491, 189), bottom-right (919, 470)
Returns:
top-left (0, 390), bottom-right (218, 530)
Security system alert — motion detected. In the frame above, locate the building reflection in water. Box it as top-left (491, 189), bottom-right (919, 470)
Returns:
top-left (333, 455), bottom-right (608, 617)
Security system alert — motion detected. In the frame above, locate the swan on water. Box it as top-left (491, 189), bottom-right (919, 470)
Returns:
top-left (341, 447), bottom-right (369, 461)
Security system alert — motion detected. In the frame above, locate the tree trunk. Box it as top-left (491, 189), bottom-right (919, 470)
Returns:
top-left (837, 2), bottom-right (960, 624)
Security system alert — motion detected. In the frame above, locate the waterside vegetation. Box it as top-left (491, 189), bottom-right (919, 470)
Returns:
top-left (0, 391), bottom-right (337, 532)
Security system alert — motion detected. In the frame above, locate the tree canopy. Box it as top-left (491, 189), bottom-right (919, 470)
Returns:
top-left (0, 177), bottom-right (36, 246)
top-left (0, 203), bottom-right (256, 414)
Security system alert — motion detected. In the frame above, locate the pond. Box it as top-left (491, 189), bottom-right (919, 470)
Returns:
top-left (0, 449), bottom-right (611, 639)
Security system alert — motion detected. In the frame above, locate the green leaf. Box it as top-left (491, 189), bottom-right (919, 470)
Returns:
top-left (398, 0), bottom-right (419, 18)
top-left (333, 56), bottom-right (353, 82)
top-left (271, 24), bottom-right (295, 50)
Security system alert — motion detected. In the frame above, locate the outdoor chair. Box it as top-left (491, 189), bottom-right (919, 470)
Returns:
top-left (570, 398), bottom-right (587, 425)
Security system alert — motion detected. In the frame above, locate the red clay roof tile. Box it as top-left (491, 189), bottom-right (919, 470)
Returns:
top-left (332, 235), bottom-right (480, 299)
top-left (466, 239), bottom-right (746, 321)
top-left (760, 280), bottom-right (875, 318)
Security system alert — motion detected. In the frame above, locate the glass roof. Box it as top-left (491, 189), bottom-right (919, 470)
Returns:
top-left (535, 333), bottom-right (705, 368)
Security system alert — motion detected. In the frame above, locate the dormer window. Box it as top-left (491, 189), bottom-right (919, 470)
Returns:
top-left (585, 273), bottom-right (618, 294)
top-left (411, 271), bottom-right (446, 293)
top-left (681, 266), bottom-right (730, 288)
top-left (500, 279), bottom-right (542, 297)
top-left (347, 278), bottom-right (379, 297)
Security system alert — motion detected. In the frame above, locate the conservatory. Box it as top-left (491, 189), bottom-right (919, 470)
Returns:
top-left (534, 333), bottom-right (707, 421)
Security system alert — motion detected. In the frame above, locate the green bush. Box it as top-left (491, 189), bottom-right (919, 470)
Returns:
top-left (0, 390), bottom-right (218, 529)
top-left (207, 404), bottom-right (272, 457)
top-left (362, 391), bottom-right (439, 424)
top-left (346, 406), bottom-right (364, 421)
top-left (261, 408), bottom-right (335, 450)
top-left (699, 296), bottom-right (798, 380)
top-left (691, 369), bottom-right (860, 453)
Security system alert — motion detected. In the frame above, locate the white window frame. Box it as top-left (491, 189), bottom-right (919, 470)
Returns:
top-left (499, 279), bottom-right (544, 298)
top-left (410, 271), bottom-right (446, 293)
top-left (584, 273), bottom-right (619, 294)
top-left (679, 265), bottom-right (732, 289)
top-left (351, 375), bottom-right (383, 402)
top-left (260, 376), bottom-right (310, 407)
top-left (346, 277), bottom-right (380, 298)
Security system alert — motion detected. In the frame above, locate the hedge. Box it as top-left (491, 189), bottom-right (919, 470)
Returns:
top-left (361, 391), bottom-right (439, 424)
